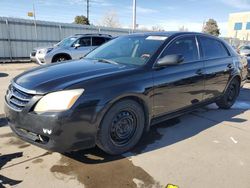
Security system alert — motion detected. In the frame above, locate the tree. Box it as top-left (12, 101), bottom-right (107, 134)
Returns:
top-left (74, 15), bottom-right (90, 25)
top-left (152, 25), bottom-right (165, 31)
top-left (101, 11), bottom-right (120, 28)
top-left (202, 19), bottom-right (220, 36)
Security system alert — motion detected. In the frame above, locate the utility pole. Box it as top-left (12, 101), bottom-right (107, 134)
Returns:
top-left (86, 0), bottom-right (90, 21)
top-left (33, 1), bottom-right (38, 43)
top-left (132, 0), bottom-right (136, 31)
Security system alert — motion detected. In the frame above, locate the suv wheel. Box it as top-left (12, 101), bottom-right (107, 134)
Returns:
top-left (53, 55), bottom-right (70, 63)
top-left (97, 99), bottom-right (145, 155)
top-left (216, 78), bottom-right (240, 109)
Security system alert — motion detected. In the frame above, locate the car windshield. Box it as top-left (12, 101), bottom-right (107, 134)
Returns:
top-left (56, 37), bottom-right (78, 47)
top-left (85, 35), bottom-right (167, 66)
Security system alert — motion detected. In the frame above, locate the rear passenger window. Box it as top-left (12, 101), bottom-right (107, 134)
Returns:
top-left (78, 37), bottom-right (91, 47)
top-left (92, 37), bottom-right (106, 46)
top-left (161, 36), bottom-right (199, 63)
top-left (199, 36), bottom-right (229, 59)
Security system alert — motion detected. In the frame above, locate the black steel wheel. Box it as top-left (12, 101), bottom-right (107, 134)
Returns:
top-left (97, 99), bottom-right (145, 155)
top-left (110, 110), bottom-right (138, 146)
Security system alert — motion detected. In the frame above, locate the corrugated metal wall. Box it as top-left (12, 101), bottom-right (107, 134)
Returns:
top-left (0, 17), bottom-right (141, 61)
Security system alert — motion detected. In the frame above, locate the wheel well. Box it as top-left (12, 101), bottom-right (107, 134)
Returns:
top-left (224, 75), bottom-right (241, 94)
top-left (232, 75), bottom-right (241, 92)
top-left (233, 75), bottom-right (241, 85)
top-left (105, 96), bottom-right (150, 132)
top-left (52, 53), bottom-right (71, 62)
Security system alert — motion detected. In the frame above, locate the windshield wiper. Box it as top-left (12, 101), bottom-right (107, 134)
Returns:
top-left (97, 58), bottom-right (119, 65)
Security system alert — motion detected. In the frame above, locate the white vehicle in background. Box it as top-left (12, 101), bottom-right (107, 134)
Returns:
top-left (239, 44), bottom-right (250, 56)
top-left (30, 33), bottom-right (112, 65)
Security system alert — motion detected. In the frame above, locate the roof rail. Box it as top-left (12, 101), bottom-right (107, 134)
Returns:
top-left (73, 33), bottom-right (112, 37)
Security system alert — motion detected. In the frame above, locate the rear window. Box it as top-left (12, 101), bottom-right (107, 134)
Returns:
top-left (199, 36), bottom-right (229, 59)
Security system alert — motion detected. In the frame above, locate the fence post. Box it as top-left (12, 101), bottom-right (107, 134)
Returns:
top-left (59, 24), bottom-right (62, 41)
top-left (5, 19), bottom-right (12, 62)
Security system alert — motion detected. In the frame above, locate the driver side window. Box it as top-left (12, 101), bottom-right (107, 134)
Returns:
top-left (161, 36), bottom-right (199, 63)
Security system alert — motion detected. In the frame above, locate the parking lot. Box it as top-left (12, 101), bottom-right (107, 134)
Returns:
top-left (0, 63), bottom-right (250, 188)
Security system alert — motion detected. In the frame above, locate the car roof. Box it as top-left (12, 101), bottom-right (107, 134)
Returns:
top-left (129, 31), bottom-right (218, 38)
top-left (73, 33), bottom-right (112, 38)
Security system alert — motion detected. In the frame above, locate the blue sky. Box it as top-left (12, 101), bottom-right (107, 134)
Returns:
top-left (0, 0), bottom-right (250, 36)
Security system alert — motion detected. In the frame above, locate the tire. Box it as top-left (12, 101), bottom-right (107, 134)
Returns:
top-left (97, 99), bottom-right (145, 155)
top-left (216, 78), bottom-right (240, 109)
top-left (53, 55), bottom-right (70, 63)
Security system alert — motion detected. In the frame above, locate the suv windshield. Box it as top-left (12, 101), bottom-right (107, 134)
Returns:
top-left (56, 37), bottom-right (78, 47)
top-left (85, 35), bottom-right (167, 66)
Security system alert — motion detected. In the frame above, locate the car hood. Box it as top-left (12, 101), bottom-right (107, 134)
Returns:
top-left (13, 59), bottom-right (134, 94)
top-left (34, 46), bottom-right (54, 51)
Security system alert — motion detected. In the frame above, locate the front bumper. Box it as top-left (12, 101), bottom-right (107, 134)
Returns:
top-left (4, 101), bottom-right (101, 152)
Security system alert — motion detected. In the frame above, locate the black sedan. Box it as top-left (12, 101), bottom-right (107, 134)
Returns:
top-left (4, 32), bottom-right (248, 155)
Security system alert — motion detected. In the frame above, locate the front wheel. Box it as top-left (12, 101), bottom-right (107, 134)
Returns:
top-left (216, 79), bottom-right (240, 109)
top-left (97, 100), bottom-right (145, 155)
top-left (52, 55), bottom-right (70, 63)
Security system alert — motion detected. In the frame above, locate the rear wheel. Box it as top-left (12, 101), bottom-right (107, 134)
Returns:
top-left (216, 79), bottom-right (240, 109)
top-left (97, 100), bottom-right (145, 155)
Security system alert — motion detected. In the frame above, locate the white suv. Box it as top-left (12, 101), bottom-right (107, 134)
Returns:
top-left (30, 34), bottom-right (112, 65)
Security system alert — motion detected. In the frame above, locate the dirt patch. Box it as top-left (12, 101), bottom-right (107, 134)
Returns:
top-left (5, 137), bottom-right (26, 146)
top-left (18, 144), bottom-right (31, 149)
top-left (32, 158), bottom-right (43, 164)
top-left (50, 118), bottom-right (181, 188)
top-left (0, 132), bottom-right (15, 138)
top-left (51, 149), bottom-right (161, 188)
top-left (132, 118), bottom-right (180, 154)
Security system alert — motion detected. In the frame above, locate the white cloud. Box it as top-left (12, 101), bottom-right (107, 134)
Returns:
top-left (137, 20), bottom-right (228, 37)
top-left (127, 6), bottom-right (158, 14)
top-left (158, 19), bottom-right (203, 32)
top-left (220, 0), bottom-right (250, 9)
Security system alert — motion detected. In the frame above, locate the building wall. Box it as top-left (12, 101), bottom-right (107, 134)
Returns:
top-left (228, 12), bottom-right (250, 41)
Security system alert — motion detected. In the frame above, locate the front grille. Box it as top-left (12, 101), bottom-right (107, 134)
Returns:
top-left (5, 84), bottom-right (34, 111)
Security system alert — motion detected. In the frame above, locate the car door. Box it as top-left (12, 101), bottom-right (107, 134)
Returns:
top-left (71, 37), bottom-right (92, 59)
top-left (198, 36), bottom-right (233, 100)
top-left (153, 35), bottom-right (205, 117)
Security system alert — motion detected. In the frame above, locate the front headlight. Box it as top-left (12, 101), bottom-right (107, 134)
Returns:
top-left (34, 89), bottom-right (84, 113)
top-left (38, 49), bottom-right (46, 54)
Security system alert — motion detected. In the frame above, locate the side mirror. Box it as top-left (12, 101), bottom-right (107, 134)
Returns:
top-left (155, 54), bottom-right (184, 67)
top-left (74, 43), bottom-right (80, 49)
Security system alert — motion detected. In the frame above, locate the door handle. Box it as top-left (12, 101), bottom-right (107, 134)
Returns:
top-left (196, 69), bottom-right (203, 75)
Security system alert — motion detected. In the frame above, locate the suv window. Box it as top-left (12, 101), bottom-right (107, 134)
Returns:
top-left (240, 45), bottom-right (250, 50)
top-left (92, 37), bottom-right (106, 46)
top-left (199, 36), bottom-right (229, 59)
top-left (77, 37), bottom-right (91, 47)
top-left (161, 36), bottom-right (199, 63)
